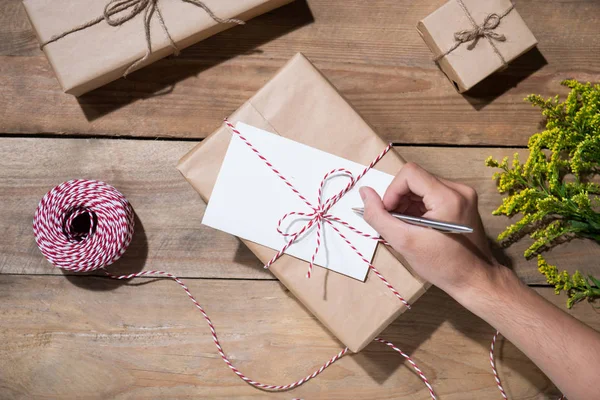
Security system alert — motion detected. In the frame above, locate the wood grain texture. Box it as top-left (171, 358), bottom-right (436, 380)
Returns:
top-left (1, 138), bottom-right (598, 282)
top-left (3, 2), bottom-right (598, 399)
top-left (0, 0), bottom-right (38, 56)
top-left (1, 276), bottom-right (593, 400)
top-left (0, 0), bottom-right (599, 145)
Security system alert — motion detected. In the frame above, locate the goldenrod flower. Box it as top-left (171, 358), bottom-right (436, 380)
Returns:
top-left (489, 81), bottom-right (600, 308)
top-left (538, 256), bottom-right (600, 308)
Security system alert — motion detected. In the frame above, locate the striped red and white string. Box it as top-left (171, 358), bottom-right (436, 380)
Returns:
top-left (32, 179), bottom-right (434, 397)
top-left (33, 179), bottom-right (134, 272)
top-left (32, 120), bottom-right (562, 399)
top-left (223, 120), bottom-right (410, 308)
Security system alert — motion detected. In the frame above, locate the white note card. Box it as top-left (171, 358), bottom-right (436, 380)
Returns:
top-left (202, 122), bottom-right (395, 281)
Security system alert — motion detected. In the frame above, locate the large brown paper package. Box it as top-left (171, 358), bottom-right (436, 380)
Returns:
top-left (417, 0), bottom-right (537, 92)
top-left (177, 53), bottom-right (429, 353)
top-left (23, 0), bottom-right (293, 96)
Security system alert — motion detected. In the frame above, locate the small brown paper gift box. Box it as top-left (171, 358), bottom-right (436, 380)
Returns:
top-left (417, 0), bottom-right (537, 92)
top-left (23, 0), bottom-right (293, 96)
top-left (177, 53), bottom-right (429, 353)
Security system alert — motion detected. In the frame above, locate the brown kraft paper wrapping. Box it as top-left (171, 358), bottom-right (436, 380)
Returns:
top-left (177, 53), bottom-right (429, 353)
top-left (417, 0), bottom-right (537, 92)
top-left (22, 0), bottom-right (293, 96)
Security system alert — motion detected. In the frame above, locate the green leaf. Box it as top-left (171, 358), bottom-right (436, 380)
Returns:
top-left (568, 220), bottom-right (590, 230)
top-left (589, 275), bottom-right (600, 289)
top-left (588, 219), bottom-right (600, 230)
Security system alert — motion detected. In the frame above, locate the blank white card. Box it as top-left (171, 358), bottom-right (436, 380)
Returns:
top-left (202, 123), bottom-right (394, 281)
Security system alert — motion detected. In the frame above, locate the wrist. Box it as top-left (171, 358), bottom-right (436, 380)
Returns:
top-left (444, 262), bottom-right (519, 311)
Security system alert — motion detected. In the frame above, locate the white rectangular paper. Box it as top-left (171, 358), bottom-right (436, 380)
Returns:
top-left (202, 123), bottom-right (394, 281)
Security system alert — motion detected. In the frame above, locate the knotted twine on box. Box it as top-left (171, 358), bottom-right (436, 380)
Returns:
top-left (40, 0), bottom-right (244, 77)
top-left (433, 0), bottom-right (515, 66)
top-left (33, 121), bottom-right (547, 399)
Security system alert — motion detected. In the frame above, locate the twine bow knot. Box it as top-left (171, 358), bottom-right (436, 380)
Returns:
top-left (223, 120), bottom-right (411, 309)
top-left (41, 0), bottom-right (244, 76)
top-left (454, 13), bottom-right (506, 50)
top-left (434, 0), bottom-right (515, 66)
top-left (276, 168), bottom-right (378, 279)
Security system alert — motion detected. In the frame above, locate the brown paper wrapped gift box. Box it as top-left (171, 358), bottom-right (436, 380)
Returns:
top-left (177, 53), bottom-right (429, 353)
top-left (417, 0), bottom-right (537, 93)
top-left (23, 0), bottom-right (293, 96)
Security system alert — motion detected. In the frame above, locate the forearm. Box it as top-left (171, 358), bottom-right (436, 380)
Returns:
top-left (448, 265), bottom-right (600, 400)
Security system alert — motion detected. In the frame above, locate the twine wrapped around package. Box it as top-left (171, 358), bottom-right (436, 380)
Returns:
top-left (39, 0), bottom-right (244, 77)
top-left (417, 0), bottom-right (537, 92)
top-left (32, 177), bottom-right (436, 396)
top-left (31, 132), bottom-right (547, 398)
top-left (433, 0), bottom-right (515, 65)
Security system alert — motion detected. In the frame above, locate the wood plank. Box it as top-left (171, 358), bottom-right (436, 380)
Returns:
top-left (1, 138), bottom-right (598, 283)
top-left (0, 0), bottom-right (38, 56)
top-left (0, 138), bottom-right (267, 279)
top-left (1, 276), bottom-right (592, 399)
top-left (1, 0), bottom-right (599, 145)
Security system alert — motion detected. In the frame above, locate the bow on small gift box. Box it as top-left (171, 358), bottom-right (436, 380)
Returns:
top-left (417, 0), bottom-right (538, 92)
top-left (433, 0), bottom-right (514, 65)
top-left (23, 0), bottom-right (293, 95)
top-left (40, 0), bottom-right (244, 77)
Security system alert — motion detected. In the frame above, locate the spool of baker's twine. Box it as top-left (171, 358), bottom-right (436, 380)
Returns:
top-left (34, 180), bottom-right (134, 271)
top-left (33, 179), bottom-right (561, 399)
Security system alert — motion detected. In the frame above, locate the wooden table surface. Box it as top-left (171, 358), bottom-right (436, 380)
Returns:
top-left (1, 0), bottom-right (599, 399)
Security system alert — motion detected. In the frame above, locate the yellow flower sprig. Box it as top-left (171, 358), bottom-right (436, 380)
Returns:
top-left (538, 256), bottom-right (600, 308)
top-left (486, 80), bottom-right (600, 256)
top-left (487, 80), bottom-right (600, 308)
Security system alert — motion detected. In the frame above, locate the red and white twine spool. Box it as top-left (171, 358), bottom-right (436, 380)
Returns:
top-left (31, 123), bottom-right (556, 399)
top-left (33, 179), bottom-right (134, 272)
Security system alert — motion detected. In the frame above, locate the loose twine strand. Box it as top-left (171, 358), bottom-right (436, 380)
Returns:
top-left (32, 121), bottom-right (561, 399)
top-left (433, 0), bottom-right (514, 66)
top-left (40, 0), bottom-right (244, 76)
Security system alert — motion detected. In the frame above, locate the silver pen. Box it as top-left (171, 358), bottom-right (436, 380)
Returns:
top-left (352, 207), bottom-right (473, 234)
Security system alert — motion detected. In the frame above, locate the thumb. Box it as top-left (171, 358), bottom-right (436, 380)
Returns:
top-left (359, 186), bottom-right (407, 241)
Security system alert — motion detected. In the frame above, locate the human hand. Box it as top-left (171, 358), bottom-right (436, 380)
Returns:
top-left (360, 162), bottom-right (504, 296)
top-left (360, 165), bottom-right (600, 400)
